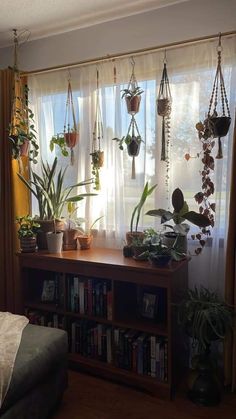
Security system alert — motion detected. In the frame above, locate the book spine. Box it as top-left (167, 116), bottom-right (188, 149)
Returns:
top-left (107, 290), bottom-right (112, 320)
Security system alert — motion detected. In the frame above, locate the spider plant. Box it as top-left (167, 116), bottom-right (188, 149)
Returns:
top-left (18, 157), bottom-right (96, 220)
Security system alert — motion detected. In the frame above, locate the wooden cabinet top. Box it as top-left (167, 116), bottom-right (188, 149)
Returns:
top-left (18, 247), bottom-right (188, 280)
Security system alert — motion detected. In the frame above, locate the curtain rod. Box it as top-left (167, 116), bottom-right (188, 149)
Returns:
top-left (21, 30), bottom-right (236, 77)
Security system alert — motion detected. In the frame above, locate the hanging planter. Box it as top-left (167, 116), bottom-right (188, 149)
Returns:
top-left (9, 30), bottom-right (39, 171)
top-left (50, 77), bottom-right (79, 164)
top-left (196, 33), bottom-right (231, 159)
top-left (90, 70), bottom-right (104, 190)
top-left (156, 55), bottom-right (172, 162)
top-left (112, 115), bottom-right (143, 179)
top-left (121, 58), bottom-right (143, 115)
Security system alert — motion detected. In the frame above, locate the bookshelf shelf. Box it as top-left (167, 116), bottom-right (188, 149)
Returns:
top-left (18, 248), bottom-right (188, 399)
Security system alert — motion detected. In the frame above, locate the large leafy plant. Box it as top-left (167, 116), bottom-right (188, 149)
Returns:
top-left (177, 286), bottom-right (233, 353)
top-left (130, 182), bottom-right (157, 232)
top-left (18, 157), bottom-right (96, 220)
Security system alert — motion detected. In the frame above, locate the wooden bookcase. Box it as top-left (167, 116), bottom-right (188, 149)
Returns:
top-left (18, 248), bottom-right (188, 399)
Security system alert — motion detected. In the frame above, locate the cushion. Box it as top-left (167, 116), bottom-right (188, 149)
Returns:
top-left (1, 324), bottom-right (68, 412)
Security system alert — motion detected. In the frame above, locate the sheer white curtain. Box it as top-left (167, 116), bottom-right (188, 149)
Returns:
top-left (29, 35), bottom-right (236, 292)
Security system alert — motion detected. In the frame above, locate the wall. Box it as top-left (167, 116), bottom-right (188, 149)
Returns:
top-left (0, 0), bottom-right (235, 71)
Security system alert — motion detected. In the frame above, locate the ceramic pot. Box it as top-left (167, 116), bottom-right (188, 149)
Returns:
top-left (127, 138), bottom-right (140, 157)
top-left (123, 245), bottom-right (133, 258)
top-left (125, 96), bottom-right (141, 114)
top-left (149, 254), bottom-right (171, 267)
top-left (64, 132), bottom-right (79, 148)
top-left (132, 245), bottom-right (149, 259)
top-left (63, 228), bottom-right (82, 250)
top-left (187, 356), bottom-right (221, 406)
top-left (157, 98), bottom-right (171, 117)
top-left (210, 116), bottom-right (231, 138)
top-left (126, 231), bottom-right (144, 246)
top-left (78, 235), bottom-right (93, 250)
top-left (37, 219), bottom-right (65, 250)
top-left (46, 231), bottom-right (63, 253)
top-left (163, 232), bottom-right (187, 254)
top-left (20, 236), bottom-right (37, 253)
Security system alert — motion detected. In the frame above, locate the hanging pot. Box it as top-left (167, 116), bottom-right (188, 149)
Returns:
top-left (157, 98), bottom-right (171, 117)
top-left (64, 132), bottom-right (79, 148)
top-left (127, 137), bottom-right (140, 157)
top-left (210, 116), bottom-right (231, 138)
top-left (20, 236), bottom-right (37, 253)
top-left (125, 96), bottom-right (141, 114)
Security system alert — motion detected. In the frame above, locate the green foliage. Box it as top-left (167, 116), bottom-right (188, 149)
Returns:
top-left (16, 215), bottom-right (40, 238)
top-left (50, 134), bottom-right (69, 157)
top-left (112, 134), bottom-right (142, 151)
top-left (121, 86), bottom-right (144, 99)
top-left (177, 286), bottom-right (233, 352)
top-left (9, 85), bottom-right (39, 163)
top-left (18, 157), bottom-right (97, 220)
top-left (90, 150), bottom-right (103, 190)
top-left (146, 188), bottom-right (211, 228)
top-left (130, 182), bottom-right (157, 232)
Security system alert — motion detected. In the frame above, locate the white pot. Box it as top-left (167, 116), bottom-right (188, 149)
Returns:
top-left (46, 232), bottom-right (63, 253)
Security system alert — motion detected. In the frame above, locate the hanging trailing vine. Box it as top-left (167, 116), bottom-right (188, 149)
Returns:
top-left (9, 29), bottom-right (39, 171)
top-left (90, 69), bottom-right (104, 190)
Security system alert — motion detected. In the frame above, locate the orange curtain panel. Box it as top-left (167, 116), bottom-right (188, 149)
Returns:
top-left (0, 68), bottom-right (30, 313)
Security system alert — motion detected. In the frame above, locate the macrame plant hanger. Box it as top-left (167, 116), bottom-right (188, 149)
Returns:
top-left (91, 69), bottom-right (104, 190)
top-left (157, 51), bottom-right (172, 162)
top-left (64, 73), bottom-right (79, 165)
top-left (126, 115), bottom-right (142, 179)
top-left (207, 33), bottom-right (231, 159)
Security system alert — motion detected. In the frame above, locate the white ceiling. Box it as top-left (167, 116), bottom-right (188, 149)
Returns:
top-left (0, 0), bottom-right (189, 48)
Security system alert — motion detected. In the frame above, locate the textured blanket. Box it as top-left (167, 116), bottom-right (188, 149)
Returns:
top-left (0, 312), bottom-right (29, 408)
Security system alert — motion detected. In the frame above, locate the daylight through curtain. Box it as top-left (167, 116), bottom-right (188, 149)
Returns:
top-left (28, 36), bottom-right (236, 294)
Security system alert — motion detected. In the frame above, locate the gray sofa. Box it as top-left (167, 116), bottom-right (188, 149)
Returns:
top-left (0, 324), bottom-right (68, 419)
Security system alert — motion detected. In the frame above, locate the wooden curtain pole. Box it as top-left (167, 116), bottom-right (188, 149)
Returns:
top-left (21, 30), bottom-right (236, 77)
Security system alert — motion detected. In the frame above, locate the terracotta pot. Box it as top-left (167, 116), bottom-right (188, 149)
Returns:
top-left (126, 231), bottom-right (144, 246)
top-left (125, 96), bottom-right (141, 114)
top-left (210, 116), bottom-right (231, 138)
top-left (127, 138), bottom-right (140, 157)
top-left (96, 151), bottom-right (104, 168)
top-left (63, 228), bottom-right (82, 250)
top-left (46, 231), bottom-right (63, 253)
top-left (64, 132), bottom-right (79, 148)
top-left (77, 235), bottom-right (93, 250)
top-left (20, 236), bottom-right (37, 253)
top-left (157, 98), bottom-right (171, 117)
top-left (20, 139), bottom-right (30, 156)
top-left (37, 219), bottom-right (65, 250)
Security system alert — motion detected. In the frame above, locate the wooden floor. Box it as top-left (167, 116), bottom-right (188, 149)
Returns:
top-left (52, 370), bottom-right (236, 419)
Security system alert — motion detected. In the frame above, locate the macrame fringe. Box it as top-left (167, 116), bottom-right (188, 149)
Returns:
top-left (216, 137), bottom-right (223, 159)
top-left (131, 156), bottom-right (136, 179)
top-left (70, 148), bottom-right (74, 165)
top-left (161, 116), bottom-right (166, 161)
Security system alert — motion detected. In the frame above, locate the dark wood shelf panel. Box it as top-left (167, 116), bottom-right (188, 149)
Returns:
top-left (19, 248), bottom-right (188, 399)
top-left (69, 353), bottom-right (170, 398)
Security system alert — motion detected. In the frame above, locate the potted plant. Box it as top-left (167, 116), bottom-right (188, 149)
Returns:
top-left (16, 215), bottom-right (40, 253)
top-left (77, 216), bottom-right (104, 250)
top-left (146, 188), bottom-right (211, 254)
top-left (121, 86), bottom-right (144, 115)
top-left (126, 182), bottom-right (157, 245)
top-left (90, 150), bottom-right (104, 190)
top-left (50, 133), bottom-right (69, 157)
top-left (46, 221), bottom-right (64, 253)
top-left (112, 133), bottom-right (143, 157)
top-left (9, 84), bottom-right (39, 167)
top-left (18, 157), bottom-right (96, 249)
top-left (177, 286), bottom-right (233, 405)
